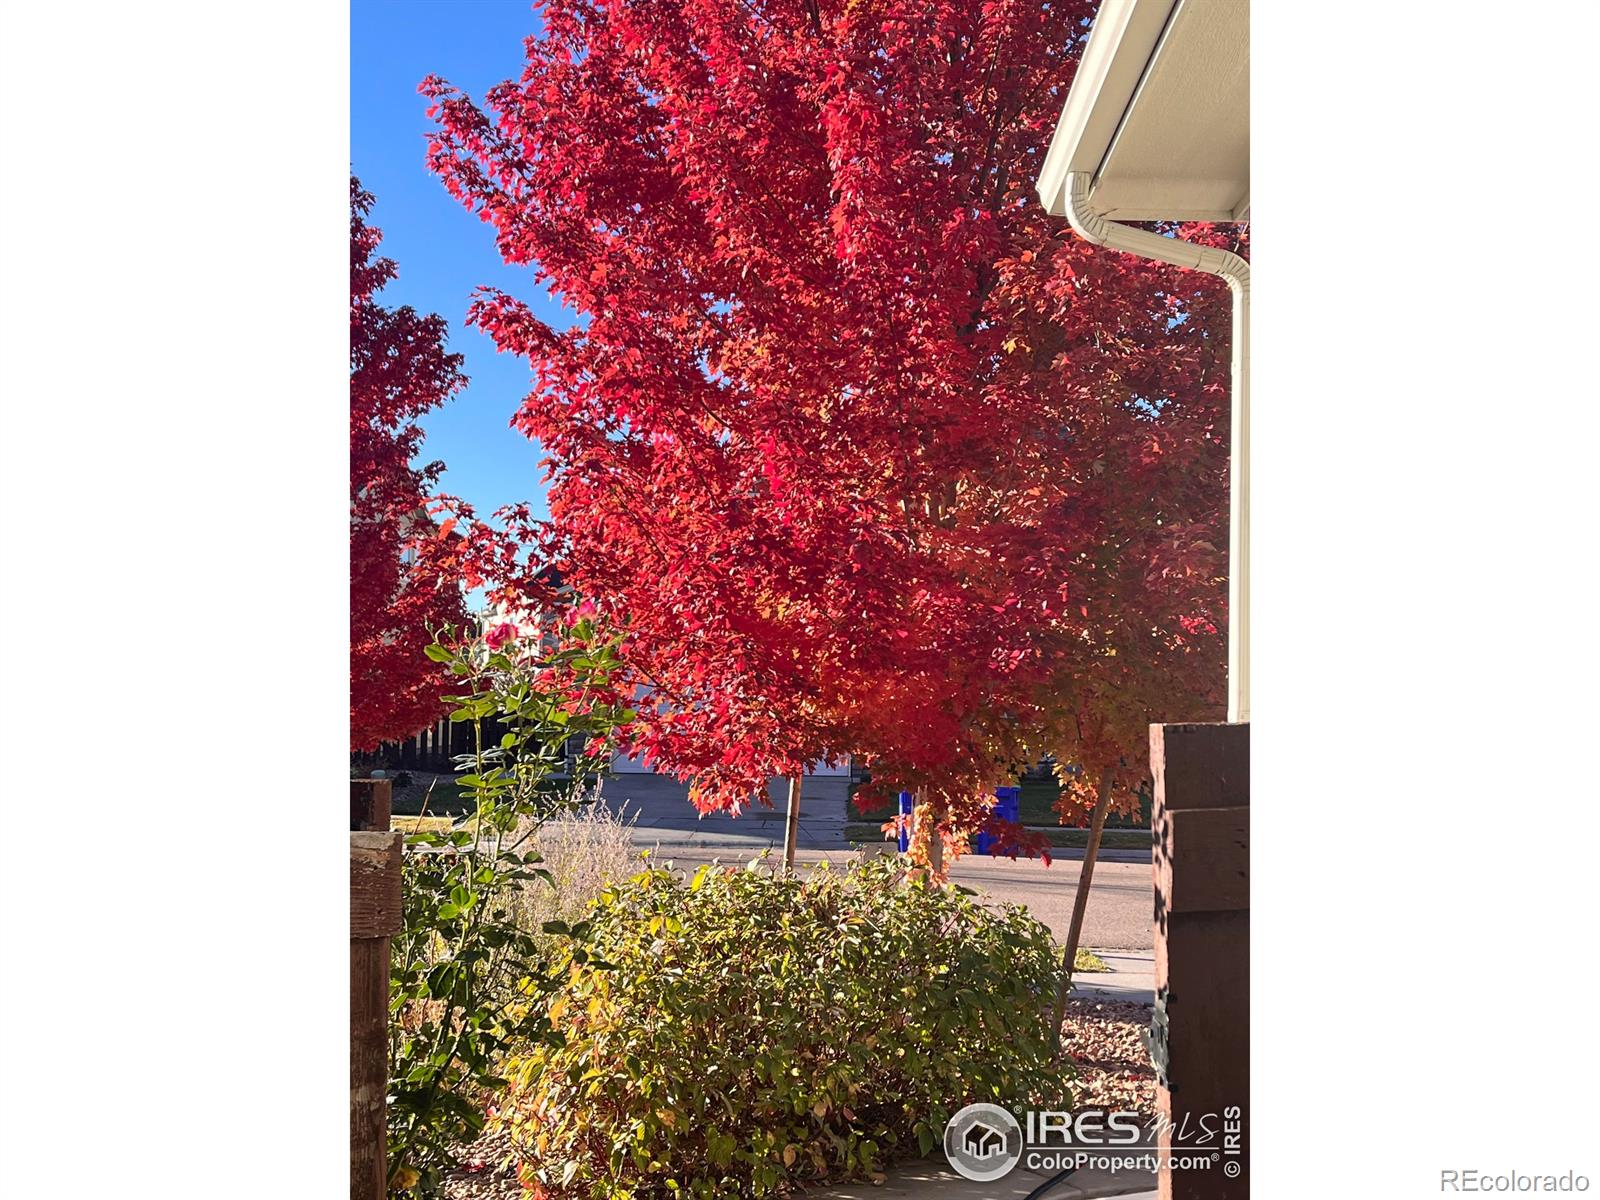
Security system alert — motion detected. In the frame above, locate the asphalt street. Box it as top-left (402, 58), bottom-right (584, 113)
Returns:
top-left (643, 846), bottom-right (1155, 953)
top-left (598, 771), bottom-right (1155, 952)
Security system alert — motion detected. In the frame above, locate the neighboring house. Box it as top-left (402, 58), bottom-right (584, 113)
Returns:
top-left (484, 578), bottom-right (852, 780)
top-left (395, 504), bottom-right (442, 569)
top-left (479, 565), bottom-right (567, 639)
top-left (484, 581), bottom-right (850, 780)
top-left (610, 750), bottom-right (848, 777)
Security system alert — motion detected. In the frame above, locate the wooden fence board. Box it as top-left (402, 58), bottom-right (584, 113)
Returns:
top-left (1154, 806), bottom-right (1249, 914)
top-left (351, 827), bottom-right (401, 1199)
top-left (1150, 721), bottom-right (1249, 1200)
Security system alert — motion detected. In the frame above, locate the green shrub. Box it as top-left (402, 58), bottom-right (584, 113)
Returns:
top-left (497, 856), bottom-right (1067, 1198)
top-left (388, 618), bottom-right (633, 1197)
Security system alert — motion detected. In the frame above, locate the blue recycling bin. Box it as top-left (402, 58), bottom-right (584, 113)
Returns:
top-left (995, 785), bottom-right (1020, 854)
top-left (976, 790), bottom-right (997, 855)
top-left (976, 785), bottom-right (1021, 855)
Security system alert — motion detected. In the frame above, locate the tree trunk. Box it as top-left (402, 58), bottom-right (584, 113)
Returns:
top-left (918, 787), bottom-right (944, 875)
top-left (782, 774), bottom-right (803, 872)
top-left (1050, 771), bottom-right (1112, 1051)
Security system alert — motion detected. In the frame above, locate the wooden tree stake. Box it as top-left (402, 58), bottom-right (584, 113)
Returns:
top-left (782, 774), bottom-right (803, 871)
top-left (1051, 770), bottom-right (1111, 1047)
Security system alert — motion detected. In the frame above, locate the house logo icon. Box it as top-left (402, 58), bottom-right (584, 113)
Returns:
top-left (963, 1121), bottom-right (1006, 1159)
top-left (943, 1102), bottom-right (1023, 1182)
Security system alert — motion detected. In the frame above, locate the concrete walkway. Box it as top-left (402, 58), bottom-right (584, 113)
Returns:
top-left (804, 1159), bottom-right (1156, 1198)
top-left (805, 1130), bottom-right (1173, 1198)
top-left (1073, 950), bottom-right (1155, 1005)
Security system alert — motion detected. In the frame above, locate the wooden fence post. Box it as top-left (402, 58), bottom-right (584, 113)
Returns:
top-left (350, 779), bottom-right (392, 833)
top-left (1149, 722), bottom-right (1249, 1200)
top-left (351, 810), bottom-right (403, 1197)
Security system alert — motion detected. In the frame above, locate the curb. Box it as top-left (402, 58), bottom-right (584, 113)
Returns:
top-left (628, 841), bottom-right (1152, 863)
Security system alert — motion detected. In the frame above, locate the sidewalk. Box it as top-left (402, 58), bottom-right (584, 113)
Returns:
top-left (803, 1125), bottom-right (1171, 1198)
top-left (804, 1158), bottom-right (1156, 1198)
top-left (1073, 950), bottom-right (1154, 1005)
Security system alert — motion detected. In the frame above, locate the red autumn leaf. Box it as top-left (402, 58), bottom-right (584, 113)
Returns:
top-left (349, 176), bottom-right (470, 752)
top-left (419, 0), bottom-right (1242, 849)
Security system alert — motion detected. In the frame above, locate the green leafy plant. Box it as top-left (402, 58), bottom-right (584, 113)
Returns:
top-left (497, 856), bottom-right (1067, 1198)
top-left (387, 616), bottom-right (633, 1197)
top-left (1072, 948), bottom-right (1110, 973)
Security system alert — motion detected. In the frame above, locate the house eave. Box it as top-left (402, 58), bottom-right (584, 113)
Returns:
top-left (1036, 0), bottom-right (1249, 225)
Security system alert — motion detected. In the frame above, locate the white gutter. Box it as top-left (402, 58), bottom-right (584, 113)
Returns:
top-left (1061, 171), bottom-right (1250, 722)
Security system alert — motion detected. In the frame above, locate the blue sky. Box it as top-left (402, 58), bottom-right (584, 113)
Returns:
top-left (352, 0), bottom-right (566, 523)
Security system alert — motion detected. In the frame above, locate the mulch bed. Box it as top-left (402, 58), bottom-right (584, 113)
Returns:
top-left (440, 1130), bottom-right (520, 1200)
top-left (1057, 995), bottom-right (1158, 1118)
top-left (438, 996), bottom-right (1156, 1198)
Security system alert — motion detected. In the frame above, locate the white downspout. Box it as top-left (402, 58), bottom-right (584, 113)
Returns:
top-left (1061, 171), bottom-right (1250, 723)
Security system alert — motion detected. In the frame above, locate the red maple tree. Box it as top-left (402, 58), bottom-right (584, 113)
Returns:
top-left (420, 0), bottom-right (1240, 854)
top-left (350, 176), bottom-right (470, 752)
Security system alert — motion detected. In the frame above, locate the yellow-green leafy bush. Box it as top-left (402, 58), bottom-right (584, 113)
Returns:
top-left (499, 856), bottom-right (1065, 1198)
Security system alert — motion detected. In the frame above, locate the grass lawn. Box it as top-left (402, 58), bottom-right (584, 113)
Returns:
top-left (849, 778), bottom-right (1151, 829)
top-left (385, 773), bottom-right (574, 817)
top-left (1074, 948), bottom-right (1111, 973)
top-left (388, 773), bottom-right (475, 817)
top-left (391, 815), bottom-right (457, 835)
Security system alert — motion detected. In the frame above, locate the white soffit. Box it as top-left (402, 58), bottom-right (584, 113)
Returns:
top-left (1036, 0), bottom-right (1249, 223)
